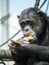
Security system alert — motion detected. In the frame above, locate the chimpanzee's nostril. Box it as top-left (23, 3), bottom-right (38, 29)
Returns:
top-left (25, 29), bottom-right (29, 31)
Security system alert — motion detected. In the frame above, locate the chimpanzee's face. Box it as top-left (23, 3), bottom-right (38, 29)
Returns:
top-left (19, 16), bottom-right (43, 41)
top-left (18, 8), bottom-right (46, 43)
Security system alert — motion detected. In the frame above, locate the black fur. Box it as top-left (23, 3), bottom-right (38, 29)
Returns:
top-left (10, 7), bottom-right (49, 65)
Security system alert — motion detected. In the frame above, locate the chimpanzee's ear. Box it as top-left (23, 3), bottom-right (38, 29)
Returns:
top-left (37, 11), bottom-right (47, 27)
top-left (17, 15), bottom-right (20, 18)
top-left (37, 11), bottom-right (46, 18)
top-left (47, 16), bottom-right (49, 28)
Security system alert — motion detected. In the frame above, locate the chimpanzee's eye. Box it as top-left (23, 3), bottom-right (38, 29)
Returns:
top-left (26, 21), bottom-right (31, 26)
top-left (27, 21), bottom-right (34, 27)
top-left (20, 22), bottom-right (26, 28)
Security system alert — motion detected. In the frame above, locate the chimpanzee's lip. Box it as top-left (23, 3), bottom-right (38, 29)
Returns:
top-left (24, 35), bottom-right (34, 37)
top-left (25, 35), bottom-right (36, 38)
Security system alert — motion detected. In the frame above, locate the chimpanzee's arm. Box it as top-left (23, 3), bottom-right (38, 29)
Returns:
top-left (21, 44), bottom-right (49, 62)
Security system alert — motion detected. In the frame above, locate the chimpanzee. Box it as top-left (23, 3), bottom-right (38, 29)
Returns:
top-left (47, 17), bottom-right (49, 39)
top-left (10, 7), bottom-right (49, 65)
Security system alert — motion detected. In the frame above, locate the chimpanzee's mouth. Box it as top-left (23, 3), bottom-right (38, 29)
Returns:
top-left (23, 35), bottom-right (37, 41)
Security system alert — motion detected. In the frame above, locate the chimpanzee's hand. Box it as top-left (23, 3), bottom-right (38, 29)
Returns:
top-left (9, 38), bottom-right (30, 63)
top-left (9, 38), bottom-right (31, 57)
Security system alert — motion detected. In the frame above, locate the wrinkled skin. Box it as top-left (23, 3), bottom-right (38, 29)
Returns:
top-left (10, 7), bottom-right (49, 65)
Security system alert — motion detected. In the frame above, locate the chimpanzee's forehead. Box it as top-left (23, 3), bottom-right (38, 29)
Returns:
top-left (20, 7), bottom-right (39, 14)
top-left (19, 7), bottom-right (39, 22)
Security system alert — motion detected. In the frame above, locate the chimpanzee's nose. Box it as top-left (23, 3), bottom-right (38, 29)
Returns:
top-left (25, 28), bottom-right (29, 31)
top-left (24, 26), bottom-right (30, 32)
top-left (23, 26), bottom-right (31, 37)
